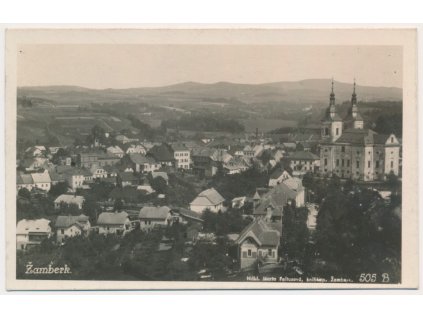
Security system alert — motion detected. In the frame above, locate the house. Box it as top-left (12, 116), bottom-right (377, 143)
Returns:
top-left (139, 206), bottom-right (172, 232)
top-left (232, 196), bottom-right (247, 209)
top-left (64, 169), bottom-right (85, 191)
top-left (97, 211), bottom-right (131, 236)
top-left (118, 172), bottom-right (138, 187)
top-left (191, 148), bottom-right (220, 177)
top-left (54, 194), bottom-right (85, 210)
top-left (16, 218), bottom-right (52, 251)
top-left (31, 170), bottom-right (51, 192)
top-left (25, 145), bottom-right (46, 157)
top-left (268, 169), bottom-right (291, 187)
top-left (17, 173), bottom-right (34, 192)
top-left (282, 177), bottom-right (305, 207)
top-left (21, 157), bottom-right (49, 172)
top-left (190, 188), bottom-right (225, 213)
top-left (171, 143), bottom-right (191, 169)
top-left (147, 144), bottom-right (175, 167)
top-left (287, 151), bottom-right (320, 175)
top-left (223, 157), bottom-right (249, 175)
top-left (90, 164), bottom-right (108, 179)
top-left (107, 145), bottom-right (124, 158)
top-left (235, 219), bottom-right (281, 270)
top-left (115, 134), bottom-right (139, 144)
top-left (55, 214), bottom-right (91, 243)
top-left (78, 152), bottom-right (120, 169)
top-left (137, 185), bottom-right (155, 195)
top-left (129, 153), bottom-right (161, 173)
top-left (243, 144), bottom-right (264, 158)
top-left (151, 171), bottom-right (169, 185)
top-left (253, 180), bottom-right (305, 221)
top-left (126, 144), bottom-right (146, 155)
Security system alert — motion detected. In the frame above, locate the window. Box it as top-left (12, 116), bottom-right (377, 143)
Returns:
top-left (347, 160), bottom-right (350, 167)
top-left (325, 128), bottom-right (329, 136)
top-left (376, 161), bottom-right (379, 168)
top-left (336, 159), bottom-right (339, 167)
top-left (356, 161), bottom-right (360, 168)
top-left (391, 137), bottom-right (394, 143)
top-left (248, 249), bottom-right (252, 257)
top-left (342, 159), bottom-right (344, 167)
top-left (391, 161), bottom-right (394, 168)
top-left (61, 229), bottom-right (64, 234)
top-left (336, 128), bottom-right (339, 135)
top-left (368, 161), bottom-right (371, 168)
top-left (341, 146), bottom-right (345, 152)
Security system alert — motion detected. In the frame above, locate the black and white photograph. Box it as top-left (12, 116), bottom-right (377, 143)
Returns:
top-left (4, 28), bottom-right (418, 290)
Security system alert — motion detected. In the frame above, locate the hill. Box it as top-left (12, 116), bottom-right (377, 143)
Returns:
top-left (18, 79), bottom-right (402, 106)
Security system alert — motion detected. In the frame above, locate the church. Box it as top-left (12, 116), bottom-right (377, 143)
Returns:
top-left (319, 80), bottom-right (401, 182)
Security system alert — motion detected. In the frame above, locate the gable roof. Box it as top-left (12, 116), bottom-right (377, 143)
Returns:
top-left (235, 219), bottom-right (280, 247)
top-left (139, 206), bottom-right (171, 220)
top-left (190, 188), bottom-right (225, 206)
top-left (54, 194), bottom-right (85, 205)
top-left (17, 173), bottom-right (34, 185)
top-left (253, 183), bottom-right (298, 216)
top-left (31, 171), bottom-right (51, 184)
top-left (283, 177), bottom-right (303, 191)
top-left (97, 212), bottom-right (129, 225)
top-left (55, 214), bottom-right (89, 228)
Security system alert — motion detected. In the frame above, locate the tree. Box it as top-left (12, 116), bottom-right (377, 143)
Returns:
top-left (49, 182), bottom-right (68, 197)
top-left (113, 198), bottom-right (124, 212)
top-left (150, 176), bottom-right (168, 194)
top-left (18, 188), bottom-right (31, 200)
top-left (314, 186), bottom-right (401, 281)
top-left (281, 204), bottom-right (309, 259)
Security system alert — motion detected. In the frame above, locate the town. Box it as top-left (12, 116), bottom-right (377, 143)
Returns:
top-left (15, 81), bottom-right (402, 283)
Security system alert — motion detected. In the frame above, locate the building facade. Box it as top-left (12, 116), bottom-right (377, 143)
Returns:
top-left (319, 80), bottom-right (401, 181)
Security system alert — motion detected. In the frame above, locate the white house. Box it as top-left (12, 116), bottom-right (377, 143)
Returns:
top-left (171, 143), bottom-right (191, 169)
top-left (126, 144), bottom-right (146, 155)
top-left (31, 170), bottom-right (51, 192)
top-left (97, 211), bottom-right (131, 236)
top-left (139, 206), bottom-right (172, 232)
top-left (268, 170), bottom-right (291, 187)
top-left (54, 194), bottom-right (85, 210)
top-left (107, 145), bottom-right (125, 158)
top-left (235, 219), bottom-right (281, 270)
top-left (65, 170), bottom-right (85, 191)
top-left (55, 214), bottom-right (91, 243)
top-left (90, 165), bottom-right (108, 179)
top-left (25, 145), bottom-right (46, 157)
top-left (190, 188), bottom-right (225, 213)
top-left (16, 218), bottom-right (52, 251)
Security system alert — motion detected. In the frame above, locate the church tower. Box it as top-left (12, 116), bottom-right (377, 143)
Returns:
top-left (344, 80), bottom-right (364, 129)
top-left (321, 79), bottom-right (343, 142)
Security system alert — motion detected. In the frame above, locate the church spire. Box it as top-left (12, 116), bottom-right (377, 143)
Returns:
top-left (351, 78), bottom-right (357, 105)
top-left (329, 78), bottom-right (335, 107)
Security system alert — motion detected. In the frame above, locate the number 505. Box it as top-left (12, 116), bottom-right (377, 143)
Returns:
top-left (359, 273), bottom-right (377, 283)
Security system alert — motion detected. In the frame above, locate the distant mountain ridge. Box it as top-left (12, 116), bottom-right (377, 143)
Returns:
top-left (18, 79), bottom-right (402, 106)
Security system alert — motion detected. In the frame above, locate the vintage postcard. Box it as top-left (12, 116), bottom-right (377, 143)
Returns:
top-left (4, 28), bottom-right (418, 290)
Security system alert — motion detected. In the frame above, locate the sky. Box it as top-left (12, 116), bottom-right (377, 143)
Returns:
top-left (17, 44), bottom-right (403, 89)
